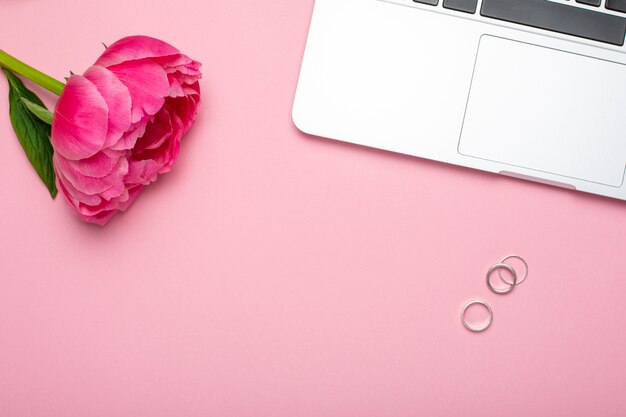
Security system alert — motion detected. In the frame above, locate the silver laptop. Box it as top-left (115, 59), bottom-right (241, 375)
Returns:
top-left (293, 0), bottom-right (626, 200)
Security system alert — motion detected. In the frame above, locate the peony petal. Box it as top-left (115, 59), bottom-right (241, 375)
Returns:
top-left (78, 185), bottom-right (142, 224)
top-left (106, 59), bottom-right (170, 123)
top-left (59, 176), bottom-right (102, 207)
top-left (51, 75), bottom-right (109, 160)
top-left (99, 180), bottom-right (126, 201)
top-left (77, 187), bottom-right (128, 216)
top-left (66, 150), bottom-right (125, 178)
top-left (110, 115), bottom-right (151, 151)
top-left (117, 185), bottom-right (143, 211)
top-left (167, 75), bottom-right (185, 98)
top-left (83, 66), bottom-right (133, 148)
top-left (183, 82), bottom-right (201, 96)
top-left (166, 66), bottom-right (202, 86)
top-left (140, 109), bottom-right (184, 175)
top-left (56, 163), bottom-right (103, 207)
top-left (125, 159), bottom-right (159, 185)
top-left (133, 110), bottom-right (172, 155)
top-left (78, 202), bottom-right (115, 217)
top-left (160, 111), bottom-right (185, 173)
top-left (157, 55), bottom-right (202, 81)
top-left (82, 210), bottom-right (117, 226)
top-left (169, 93), bottom-right (200, 133)
top-left (95, 36), bottom-right (181, 67)
top-left (57, 178), bottom-right (82, 210)
top-left (155, 54), bottom-right (193, 70)
top-left (56, 155), bottom-right (129, 195)
top-left (161, 57), bottom-right (202, 91)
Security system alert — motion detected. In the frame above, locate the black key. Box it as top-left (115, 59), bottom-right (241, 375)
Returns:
top-left (413, 0), bottom-right (438, 5)
top-left (576, 0), bottom-right (601, 6)
top-left (606, 0), bottom-right (626, 13)
top-left (481, 0), bottom-right (626, 46)
top-left (443, 0), bottom-right (478, 13)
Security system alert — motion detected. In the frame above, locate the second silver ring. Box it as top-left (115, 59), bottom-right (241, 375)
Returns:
top-left (497, 255), bottom-right (529, 286)
top-left (487, 263), bottom-right (517, 295)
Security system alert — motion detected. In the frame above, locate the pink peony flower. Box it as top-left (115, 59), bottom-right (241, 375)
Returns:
top-left (50, 35), bottom-right (201, 225)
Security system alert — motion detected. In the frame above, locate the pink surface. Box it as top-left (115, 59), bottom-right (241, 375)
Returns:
top-left (1, 1), bottom-right (626, 416)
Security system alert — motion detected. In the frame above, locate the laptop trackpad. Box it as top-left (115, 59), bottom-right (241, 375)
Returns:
top-left (459, 35), bottom-right (626, 187)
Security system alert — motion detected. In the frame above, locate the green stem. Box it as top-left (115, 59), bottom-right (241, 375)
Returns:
top-left (0, 49), bottom-right (65, 96)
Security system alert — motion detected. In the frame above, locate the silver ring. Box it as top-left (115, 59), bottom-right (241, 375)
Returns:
top-left (487, 263), bottom-right (517, 294)
top-left (498, 255), bottom-right (528, 286)
top-left (461, 300), bottom-right (493, 332)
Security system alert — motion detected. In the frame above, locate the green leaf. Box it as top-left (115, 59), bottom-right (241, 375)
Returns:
top-left (21, 97), bottom-right (53, 125)
top-left (2, 68), bottom-right (57, 198)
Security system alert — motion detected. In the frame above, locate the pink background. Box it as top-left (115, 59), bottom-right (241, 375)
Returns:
top-left (2, 1), bottom-right (626, 416)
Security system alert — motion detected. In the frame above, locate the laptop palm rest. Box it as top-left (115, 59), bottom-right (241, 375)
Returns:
top-left (459, 35), bottom-right (626, 187)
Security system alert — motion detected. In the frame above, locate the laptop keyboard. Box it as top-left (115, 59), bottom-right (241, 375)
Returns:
top-left (412, 0), bottom-right (626, 46)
